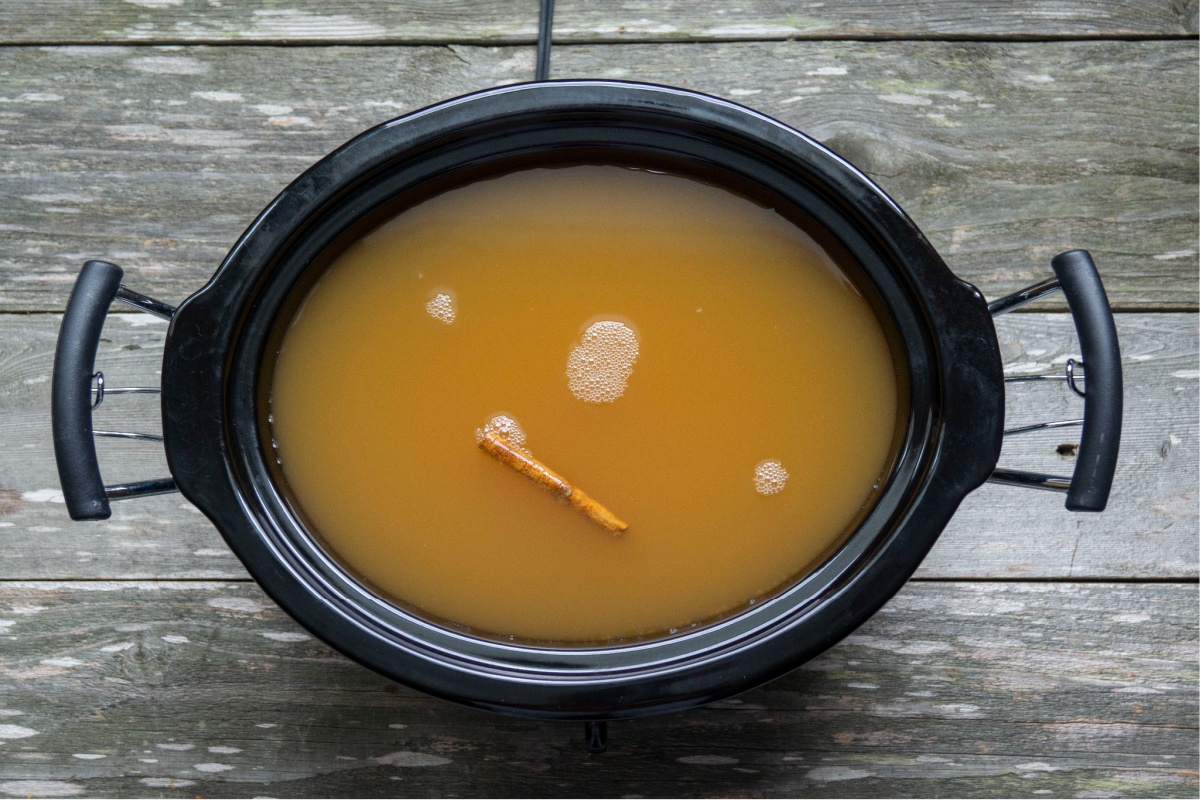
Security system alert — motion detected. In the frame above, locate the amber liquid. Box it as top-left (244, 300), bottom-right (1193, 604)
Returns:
top-left (268, 165), bottom-right (901, 643)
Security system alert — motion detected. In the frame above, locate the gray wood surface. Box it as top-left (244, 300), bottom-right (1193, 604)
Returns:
top-left (0, 0), bottom-right (1193, 44)
top-left (0, 41), bottom-right (1195, 312)
top-left (0, 1), bottom-right (1195, 796)
top-left (0, 581), bottom-right (1193, 798)
top-left (0, 313), bottom-right (1194, 581)
top-left (555, 40), bottom-right (1199, 310)
top-left (550, 0), bottom-right (1200, 41)
top-left (0, 44), bottom-right (533, 313)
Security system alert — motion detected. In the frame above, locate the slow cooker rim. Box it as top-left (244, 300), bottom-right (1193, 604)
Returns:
top-left (161, 80), bottom-right (1003, 719)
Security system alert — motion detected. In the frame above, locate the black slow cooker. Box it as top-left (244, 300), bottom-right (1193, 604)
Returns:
top-left (50, 82), bottom-right (1122, 742)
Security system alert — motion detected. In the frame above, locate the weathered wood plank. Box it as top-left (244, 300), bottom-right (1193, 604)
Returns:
top-left (555, 40), bottom-right (1200, 309)
top-left (924, 312), bottom-right (1200, 579)
top-left (0, 581), bottom-right (1193, 798)
top-left (0, 44), bottom-right (536, 313)
top-left (552, 0), bottom-right (1200, 41)
top-left (0, 0), bottom-right (1193, 45)
top-left (0, 313), bottom-right (1194, 580)
top-left (0, 314), bottom-right (234, 580)
top-left (0, 0), bottom-right (539, 45)
top-left (0, 42), bottom-right (1193, 312)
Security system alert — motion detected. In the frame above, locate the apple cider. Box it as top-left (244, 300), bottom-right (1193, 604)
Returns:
top-left (267, 164), bottom-right (903, 643)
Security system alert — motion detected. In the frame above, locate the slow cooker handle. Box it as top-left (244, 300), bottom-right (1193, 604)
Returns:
top-left (51, 260), bottom-right (179, 521)
top-left (1052, 250), bottom-right (1123, 511)
top-left (987, 249), bottom-right (1122, 512)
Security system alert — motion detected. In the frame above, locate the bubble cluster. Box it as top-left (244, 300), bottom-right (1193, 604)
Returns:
top-left (754, 460), bottom-right (790, 496)
top-left (475, 413), bottom-right (527, 450)
top-left (566, 320), bottom-right (640, 403)
top-left (425, 292), bottom-right (455, 324)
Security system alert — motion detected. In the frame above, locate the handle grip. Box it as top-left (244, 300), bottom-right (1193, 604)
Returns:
top-left (1051, 249), bottom-right (1122, 511)
top-left (52, 260), bottom-right (123, 520)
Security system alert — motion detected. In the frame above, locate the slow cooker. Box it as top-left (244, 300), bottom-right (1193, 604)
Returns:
top-left (50, 82), bottom-right (1122, 749)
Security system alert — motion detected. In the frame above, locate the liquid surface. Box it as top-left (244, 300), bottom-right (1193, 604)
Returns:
top-left (269, 165), bottom-right (900, 642)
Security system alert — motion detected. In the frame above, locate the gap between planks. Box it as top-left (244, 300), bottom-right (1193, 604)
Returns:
top-left (0, 34), bottom-right (1196, 48)
top-left (0, 577), bottom-right (1193, 584)
top-left (4, 309), bottom-right (1195, 316)
top-left (1, 309), bottom-right (1194, 316)
top-left (542, 34), bottom-right (1200, 45)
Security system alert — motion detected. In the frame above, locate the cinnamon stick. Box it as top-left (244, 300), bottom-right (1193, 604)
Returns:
top-left (478, 430), bottom-right (628, 534)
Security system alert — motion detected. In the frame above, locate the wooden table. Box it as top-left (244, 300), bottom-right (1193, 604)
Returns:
top-left (0, 2), bottom-right (1196, 797)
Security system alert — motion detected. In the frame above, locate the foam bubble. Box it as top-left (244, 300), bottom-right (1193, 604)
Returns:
top-left (754, 460), bottom-right (789, 495)
top-left (475, 414), bottom-right (527, 450)
top-left (425, 292), bottom-right (455, 324)
top-left (566, 320), bottom-right (639, 403)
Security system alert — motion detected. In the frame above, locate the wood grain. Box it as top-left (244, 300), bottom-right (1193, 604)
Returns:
top-left (0, 0), bottom-right (538, 45)
top-left (0, 44), bottom-right (536, 313)
top-left (551, 0), bottom-right (1200, 41)
top-left (555, 40), bottom-right (1200, 309)
top-left (0, 313), bottom-right (1193, 581)
top-left (0, 3), bottom-right (1193, 796)
top-left (0, 41), bottom-right (1193, 312)
top-left (928, 312), bottom-right (1199, 579)
top-left (0, 0), bottom-right (1193, 45)
top-left (0, 581), bottom-right (1192, 798)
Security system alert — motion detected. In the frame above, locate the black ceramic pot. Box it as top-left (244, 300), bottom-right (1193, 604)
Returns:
top-left (50, 81), bottom-right (1122, 726)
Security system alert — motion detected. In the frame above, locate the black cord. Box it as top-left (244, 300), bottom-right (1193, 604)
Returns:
top-left (536, 0), bottom-right (555, 81)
